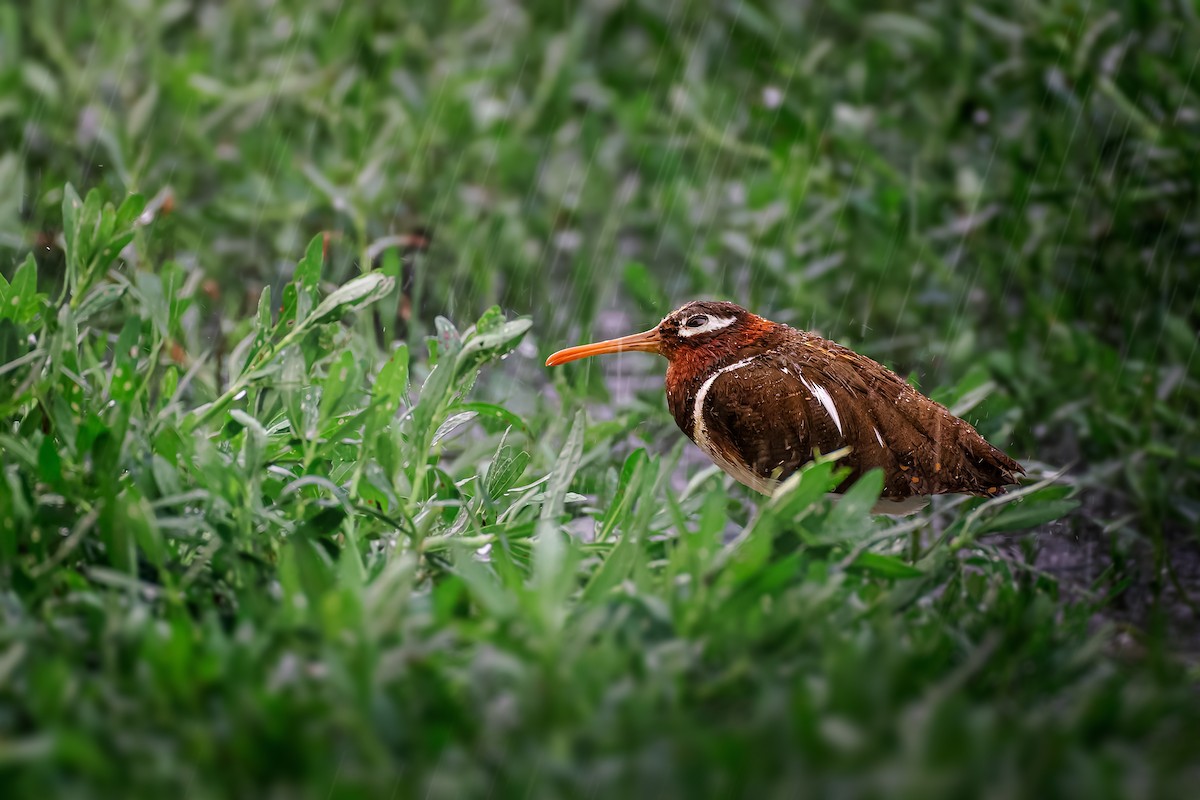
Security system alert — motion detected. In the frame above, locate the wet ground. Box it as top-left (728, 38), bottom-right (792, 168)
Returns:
top-left (1033, 492), bottom-right (1200, 663)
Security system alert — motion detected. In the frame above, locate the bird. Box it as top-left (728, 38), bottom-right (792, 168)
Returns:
top-left (545, 300), bottom-right (1024, 515)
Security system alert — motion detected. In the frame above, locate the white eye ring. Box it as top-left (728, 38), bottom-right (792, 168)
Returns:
top-left (678, 315), bottom-right (737, 337)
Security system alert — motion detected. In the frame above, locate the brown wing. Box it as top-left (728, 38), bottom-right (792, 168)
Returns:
top-left (697, 359), bottom-right (828, 486)
top-left (701, 338), bottom-right (1023, 499)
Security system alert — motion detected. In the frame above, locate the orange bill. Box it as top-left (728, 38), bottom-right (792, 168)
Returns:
top-left (545, 327), bottom-right (662, 366)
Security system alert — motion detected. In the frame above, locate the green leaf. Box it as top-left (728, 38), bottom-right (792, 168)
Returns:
top-left (763, 459), bottom-right (843, 521)
top-left (723, 518), bottom-right (775, 585)
top-left (485, 445), bottom-right (531, 499)
top-left (286, 536), bottom-right (335, 607)
top-left (134, 270), bottom-right (169, 339)
top-left (150, 453), bottom-right (180, 497)
top-left (114, 192), bottom-right (147, 229)
top-left (121, 487), bottom-right (164, 568)
top-left (159, 367), bottom-right (178, 410)
top-left (239, 285), bottom-right (274, 371)
top-left (530, 410), bottom-right (587, 625)
top-left (61, 184), bottom-right (83, 283)
top-left (433, 316), bottom-right (462, 360)
top-left (94, 195), bottom-right (116, 247)
top-left (307, 272), bottom-right (395, 327)
top-left (847, 551), bottom-right (924, 579)
top-left (37, 435), bottom-right (63, 489)
top-left (582, 453), bottom-right (651, 601)
top-left (275, 283), bottom-right (298, 335)
top-left (74, 283), bottom-right (125, 323)
top-left (814, 468), bottom-right (885, 543)
top-left (452, 545), bottom-right (516, 617)
top-left (296, 507), bottom-right (348, 539)
top-left (474, 305), bottom-right (505, 335)
top-left (99, 493), bottom-right (134, 573)
top-left (596, 448), bottom-right (648, 542)
top-left (320, 350), bottom-right (359, 423)
top-left (451, 401), bottom-right (530, 435)
top-left (540, 410), bottom-right (586, 521)
top-left (3, 254), bottom-right (43, 325)
top-left (531, 522), bottom-right (578, 629)
top-left (369, 346), bottom-right (409, 430)
top-left (581, 526), bottom-right (638, 604)
top-left (455, 317), bottom-right (532, 381)
top-left (431, 410), bottom-right (477, 448)
top-left (976, 488), bottom-right (1080, 534)
top-left (96, 231), bottom-right (135, 273)
top-left (298, 234), bottom-right (326, 287)
top-left (0, 320), bottom-right (23, 399)
top-left (410, 360), bottom-right (454, 443)
top-left (714, 460), bottom-right (843, 581)
top-left (294, 233), bottom-right (325, 311)
top-left (110, 316), bottom-right (142, 406)
top-left (230, 409), bottom-right (268, 474)
top-left (281, 346), bottom-right (315, 439)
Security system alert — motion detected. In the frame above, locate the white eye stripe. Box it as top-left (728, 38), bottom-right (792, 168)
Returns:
top-left (677, 315), bottom-right (737, 337)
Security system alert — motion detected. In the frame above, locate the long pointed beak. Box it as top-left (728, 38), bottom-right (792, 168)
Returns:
top-left (545, 327), bottom-right (662, 366)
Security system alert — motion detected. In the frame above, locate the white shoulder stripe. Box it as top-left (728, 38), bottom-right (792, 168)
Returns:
top-left (690, 355), bottom-right (778, 495)
top-left (796, 368), bottom-right (843, 436)
top-left (810, 384), bottom-right (843, 436)
top-left (692, 356), bottom-right (760, 447)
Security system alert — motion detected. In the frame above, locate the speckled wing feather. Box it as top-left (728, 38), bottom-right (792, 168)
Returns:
top-left (692, 332), bottom-right (1023, 500)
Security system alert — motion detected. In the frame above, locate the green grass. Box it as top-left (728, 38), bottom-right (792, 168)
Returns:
top-left (2, 0), bottom-right (1199, 797)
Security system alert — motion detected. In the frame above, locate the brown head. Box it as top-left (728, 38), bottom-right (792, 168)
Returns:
top-left (545, 301), bottom-right (776, 371)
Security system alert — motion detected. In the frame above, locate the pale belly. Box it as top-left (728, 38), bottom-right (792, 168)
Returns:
top-left (691, 434), bottom-right (929, 517)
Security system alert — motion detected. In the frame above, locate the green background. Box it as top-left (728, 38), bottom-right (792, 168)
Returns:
top-left (1, 1), bottom-right (1198, 797)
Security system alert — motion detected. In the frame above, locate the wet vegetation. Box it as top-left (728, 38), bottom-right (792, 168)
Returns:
top-left (1, 1), bottom-right (1198, 797)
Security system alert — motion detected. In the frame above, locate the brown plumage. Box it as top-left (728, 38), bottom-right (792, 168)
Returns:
top-left (546, 301), bottom-right (1024, 515)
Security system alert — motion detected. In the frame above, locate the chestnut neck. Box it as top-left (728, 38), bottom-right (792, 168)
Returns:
top-left (664, 315), bottom-right (776, 375)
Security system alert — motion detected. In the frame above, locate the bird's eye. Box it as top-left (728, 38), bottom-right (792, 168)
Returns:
top-left (685, 315), bottom-right (708, 328)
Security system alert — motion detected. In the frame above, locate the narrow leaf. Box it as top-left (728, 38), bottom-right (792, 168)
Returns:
top-left (847, 551), bottom-right (924, 579)
top-left (540, 410), bottom-right (586, 521)
top-left (308, 272), bottom-right (394, 327)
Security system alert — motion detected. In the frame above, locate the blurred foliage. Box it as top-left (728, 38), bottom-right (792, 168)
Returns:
top-left (1, 0), bottom-right (1199, 797)
top-left (2, 0), bottom-right (1196, 526)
